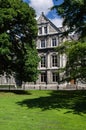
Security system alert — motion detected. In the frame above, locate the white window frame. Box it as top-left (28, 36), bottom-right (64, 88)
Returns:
top-left (41, 72), bottom-right (46, 82)
top-left (52, 54), bottom-right (58, 67)
top-left (52, 38), bottom-right (57, 47)
top-left (44, 26), bottom-right (47, 34)
top-left (41, 55), bottom-right (46, 67)
top-left (52, 72), bottom-right (59, 82)
top-left (39, 27), bottom-right (42, 34)
top-left (40, 39), bottom-right (46, 48)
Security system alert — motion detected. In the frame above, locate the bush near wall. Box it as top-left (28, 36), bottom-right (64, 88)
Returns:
top-left (0, 85), bottom-right (15, 88)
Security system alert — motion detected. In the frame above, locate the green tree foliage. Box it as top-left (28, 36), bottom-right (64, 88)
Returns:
top-left (52, 0), bottom-right (86, 82)
top-left (0, 0), bottom-right (39, 83)
top-left (53, 0), bottom-right (86, 38)
top-left (57, 41), bottom-right (86, 83)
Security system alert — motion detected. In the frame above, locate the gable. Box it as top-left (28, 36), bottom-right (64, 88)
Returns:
top-left (37, 14), bottom-right (48, 24)
top-left (37, 13), bottom-right (61, 34)
top-left (48, 23), bottom-right (59, 34)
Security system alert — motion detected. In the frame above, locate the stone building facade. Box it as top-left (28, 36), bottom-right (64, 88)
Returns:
top-left (33, 12), bottom-right (67, 89)
top-left (36, 13), bottom-right (62, 82)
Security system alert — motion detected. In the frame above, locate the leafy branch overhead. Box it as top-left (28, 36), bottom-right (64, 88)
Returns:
top-left (52, 0), bottom-right (86, 38)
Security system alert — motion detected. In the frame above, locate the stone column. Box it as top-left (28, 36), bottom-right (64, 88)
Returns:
top-left (46, 70), bottom-right (51, 84)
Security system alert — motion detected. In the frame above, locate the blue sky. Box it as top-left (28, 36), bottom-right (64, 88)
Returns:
top-left (23, 0), bottom-right (64, 27)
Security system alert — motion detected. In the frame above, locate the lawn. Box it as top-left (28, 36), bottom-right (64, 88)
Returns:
top-left (0, 90), bottom-right (86, 130)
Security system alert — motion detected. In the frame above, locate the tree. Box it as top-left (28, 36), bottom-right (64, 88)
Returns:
top-left (52, 0), bottom-right (86, 38)
top-left (56, 41), bottom-right (86, 83)
top-left (0, 0), bottom-right (39, 85)
top-left (52, 0), bottom-right (86, 83)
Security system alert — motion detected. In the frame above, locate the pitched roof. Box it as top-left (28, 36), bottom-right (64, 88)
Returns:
top-left (37, 12), bottom-right (61, 33)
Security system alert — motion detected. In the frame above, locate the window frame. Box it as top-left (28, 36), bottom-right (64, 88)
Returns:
top-left (52, 54), bottom-right (58, 67)
top-left (39, 27), bottom-right (42, 34)
top-left (41, 55), bottom-right (46, 67)
top-left (41, 72), bottom-right (46, 82)
top-left (41, 39), bottom-right (46, 48)
top-left (44, 26), bottom-right (47, 34)
top-left (52, 38), bottom-right (57, 47)
top-left (52, 72), bottom-right (58, 82)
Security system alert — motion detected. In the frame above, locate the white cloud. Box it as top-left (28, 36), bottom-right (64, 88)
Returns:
top-left (50, 18), bottom-right (63, 27)
top-left (29, 0), bottom-right (63, 27)
top-left (29, 0), bottom-right (53, 17)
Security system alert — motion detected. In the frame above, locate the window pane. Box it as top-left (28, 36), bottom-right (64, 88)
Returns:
top-left (52, 72), bottom-right (58, 82)
top-left (41, 56), bottom-right (46, 67)
top-left (41, 73), bottom-right (46, 82)
top-left (39, 27), bottom-right (42, 34)
top-left (41, 40), bottom-right (45, 48)
top-left (52, 38), bottom-right (56, 46)
top-left (44, 27), bottom-right (47, 34)
top-left (52, 55), bottom-right (58, 67)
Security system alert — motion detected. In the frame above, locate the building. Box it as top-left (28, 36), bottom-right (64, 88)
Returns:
top-left (26, 12), bottom-right (67, 89)
top-left (35, 12), bottom-right (66, 89)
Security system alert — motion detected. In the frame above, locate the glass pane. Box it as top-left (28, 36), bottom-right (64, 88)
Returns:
top-left (41, 40), bottom-right (45, 48)
top-left (52, 38), bottom-right (56, 46)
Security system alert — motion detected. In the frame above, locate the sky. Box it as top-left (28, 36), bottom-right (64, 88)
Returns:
top-left (23, 0), bottom-right (64, 27)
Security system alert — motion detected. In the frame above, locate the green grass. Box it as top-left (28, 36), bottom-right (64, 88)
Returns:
top-left (0, 90), bottom-right (86, 130)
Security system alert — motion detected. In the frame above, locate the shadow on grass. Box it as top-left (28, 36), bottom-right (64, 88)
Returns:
top-left (0, 90), bottom-right (31, 95)
top-left (17, 90), bottom-right (86, 114)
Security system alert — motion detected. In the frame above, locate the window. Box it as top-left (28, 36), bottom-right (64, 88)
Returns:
top-left (41, 72), bottom-right (46, 82)
top-left (44, 26), bottom-right (47, 34)
top-left (41, 56), bottom-right (46, 67)
top-left (41, 40), bottom-right (46, 48)
top-left (52, 55), bottom-right (58, 67)
top-left (52, 38), bottom-right (56, 46)
top-left (39, 27), bottom-right (42, 34)
top-left (52, 72), bottom-right (58, 82)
